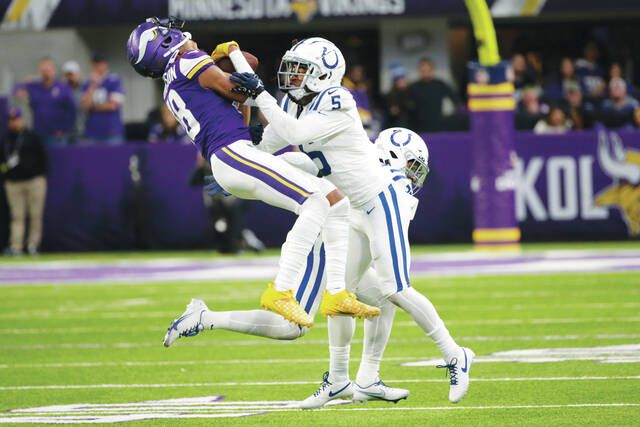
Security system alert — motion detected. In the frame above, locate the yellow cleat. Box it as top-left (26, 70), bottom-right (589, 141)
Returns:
top-left (260, 283), bottom-right (314, 328)
top-left (320, 289), bottom-right (381, 318)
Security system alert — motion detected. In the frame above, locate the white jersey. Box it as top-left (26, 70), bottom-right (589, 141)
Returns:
top-left (255, 87), bottom-right (387, 208)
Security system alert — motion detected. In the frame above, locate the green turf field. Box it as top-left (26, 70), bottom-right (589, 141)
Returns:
top-left (1, 244), bottom-right (639, 425)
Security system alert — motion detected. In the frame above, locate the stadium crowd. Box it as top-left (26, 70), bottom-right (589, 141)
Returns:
top-left (6, 40), bottom-right (640, 146)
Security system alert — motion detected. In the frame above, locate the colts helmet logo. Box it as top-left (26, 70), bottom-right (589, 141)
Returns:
top-left (321, 47), bottom-right (339, 69)
top-left (595, 130), bottom-right (640, 236)
top-left (390, 129), bottom-right (412, 147)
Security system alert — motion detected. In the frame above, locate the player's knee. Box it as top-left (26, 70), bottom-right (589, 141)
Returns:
top-left (386, 287), bottom-right (410, 305)
top-left (275, 324), bottom-right (307, 340)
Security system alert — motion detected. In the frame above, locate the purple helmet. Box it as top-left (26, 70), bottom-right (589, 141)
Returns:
top-left (126, 17), bottom-right (191, 79)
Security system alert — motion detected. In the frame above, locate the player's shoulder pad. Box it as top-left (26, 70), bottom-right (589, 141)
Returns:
top-left (179, 50), bottom-right (214, 79)
top-left (307, 86), bottom-right (355, 113)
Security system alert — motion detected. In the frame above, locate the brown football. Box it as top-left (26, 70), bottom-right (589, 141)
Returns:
top-left (215, 51), bottom-right (259, 73)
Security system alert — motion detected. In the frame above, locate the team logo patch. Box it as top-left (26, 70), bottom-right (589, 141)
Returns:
top-left (290, 0), bottom-right (318, 23)
top-left (595, 130), bottom-right (640, 236)
top-left (321, 46), bottom-right (339, 69)
top-left (390, 129), bottom-right (412, 147)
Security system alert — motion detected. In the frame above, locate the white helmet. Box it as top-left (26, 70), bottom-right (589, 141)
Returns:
top-left (375, 127), bottom-right (430, 195)
top-left (278, 37), bottom-right (346, 101)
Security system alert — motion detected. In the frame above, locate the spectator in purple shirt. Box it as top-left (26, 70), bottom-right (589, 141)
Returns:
top-left (80, 53), bottom-right (125, 144)
top-left (13, 57), bottom-right (76, 145)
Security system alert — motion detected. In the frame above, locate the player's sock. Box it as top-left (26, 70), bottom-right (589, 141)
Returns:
top-left (389, 287), bottom-right (459, 361)
top-left (200, 309), bottom-right (304, 340)
top-left (328, 316), bottom-right (355, 382)
top-left (275, 193), bottom-right (329, 292)
top-left (356, 301), bottom-right (396, 386)
top-left (322, 198), bottom-right (349, 295)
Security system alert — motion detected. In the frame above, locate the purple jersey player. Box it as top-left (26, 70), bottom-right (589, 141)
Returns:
top-left (126, 17), bottom-right (379, 336)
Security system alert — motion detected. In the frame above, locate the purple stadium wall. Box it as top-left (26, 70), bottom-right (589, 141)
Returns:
top-left (35, 130), bottom-right (640, 252)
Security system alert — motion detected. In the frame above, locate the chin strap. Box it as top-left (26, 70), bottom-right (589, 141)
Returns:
top-left (289, 91), bottom-right (316, 107)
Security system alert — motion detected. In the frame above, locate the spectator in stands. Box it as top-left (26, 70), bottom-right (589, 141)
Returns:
top-left (601, 77), bottom-right (639, 114)
top-left (62, 60), bottom-right (84, 142)
top-left (383, 64), bottom-right (412, 128)
top-left (575, 41), bottom-right (606, 101)
top-left (148, 104), bottom-right (189, 144)
top-left (408, 57), bottom-right (460, 132)
top-left (623, 106), bottom-right (640, 130)
top-left (13, 57), bottom-right (75, 145)
top-left (511, 53), bottom-right (535, 91)
top-left (512, 53), bottom-right (536, 102)
top-left (525, 51), bottom-right (544, 85)
top-left (516, 85), bottom-right (547, 130)
top-left (534, 105), bottom-right (572, 134)
top-left (80, 53), bottom-right (125, 144)
top-left (343, 64), bottom-right (374, 131)
top-left (544, 57), bottom-right (580, 102)
top-left (608, 61), bottom-right (639, 99)
top-left (0, 107), bottom-right (47, 256)
top-left (562, 81), bottom-right (594, 130)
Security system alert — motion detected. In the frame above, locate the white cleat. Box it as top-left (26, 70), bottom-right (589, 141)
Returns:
top-left (438, 347), bottom-right (475, 403)
top-left (299, 372), bottom-right (353, 409)
top-left (163, 299), bottom-right (208, 347)
top-left (353, 379), bottom-right (409, 403)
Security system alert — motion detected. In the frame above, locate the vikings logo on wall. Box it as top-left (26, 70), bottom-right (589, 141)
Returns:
top-left (290, 0), bottom-right (318, 23)
top-left (596, 131), bottom-right (640, 236)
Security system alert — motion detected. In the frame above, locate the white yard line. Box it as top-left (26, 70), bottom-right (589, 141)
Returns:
top-left (2, 331), bottom-right (639, 351)
top-left (1, 376), bottom-right (639, 391)
top-left (2, 334), bottom-right (640, 369)
top-left (323, 403), bottom-right (640, 411)
top-left (2, 403), bottom-right (639, 424)
top-left (3, 302), bottom-right (639, 331)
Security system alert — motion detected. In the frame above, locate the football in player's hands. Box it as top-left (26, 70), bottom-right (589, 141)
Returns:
top-left (215, 51), bottom-right (259, 73)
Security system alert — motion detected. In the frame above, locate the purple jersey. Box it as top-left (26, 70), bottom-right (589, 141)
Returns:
top-left (81, 74), bottom-right (125, 139)
top-left (161, 50), bottom-right (250, 159)
top-left (15, 80), bottom-right (75, 138)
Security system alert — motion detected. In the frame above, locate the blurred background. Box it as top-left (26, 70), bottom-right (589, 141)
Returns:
top-left (0, 0), bottom-right (639, 254)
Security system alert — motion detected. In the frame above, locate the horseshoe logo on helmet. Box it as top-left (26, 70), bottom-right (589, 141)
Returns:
top-left (390, 129), bottom-right (412, 147)
top-left (321, 47), bottom-right (339, 69)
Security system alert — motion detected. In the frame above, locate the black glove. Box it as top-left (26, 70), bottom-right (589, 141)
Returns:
top-left (230, 72), bottom-right (265, 98)
top-left (249, 124), bottom-right (264, 145)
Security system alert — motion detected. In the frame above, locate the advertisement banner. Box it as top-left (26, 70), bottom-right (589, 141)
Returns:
top-left (2, 0), bottom-right (638, 30)
top-left (37, 130), bottom-right (640, 251)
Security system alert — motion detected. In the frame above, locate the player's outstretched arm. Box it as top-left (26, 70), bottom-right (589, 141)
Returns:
top-left (197, 65), bottom-right (248, 103)
top-left (256, 91), bottom-right (352, 146)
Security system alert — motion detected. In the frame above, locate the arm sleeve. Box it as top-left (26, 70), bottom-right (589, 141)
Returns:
top-left (254, 91), bottom-right (353, 145)
top-left (229, 50), bottom-right (254, 73)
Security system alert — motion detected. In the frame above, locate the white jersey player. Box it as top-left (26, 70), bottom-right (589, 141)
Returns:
top-left (229, 39), bottom-right (475, 405)
top-left (157, 129), bottom-right (424, 406)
